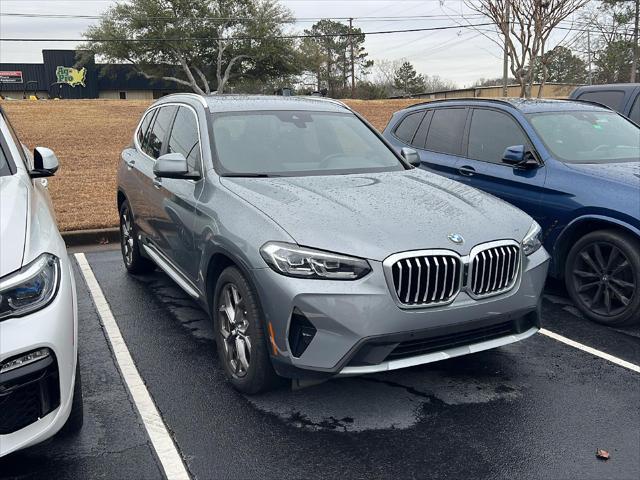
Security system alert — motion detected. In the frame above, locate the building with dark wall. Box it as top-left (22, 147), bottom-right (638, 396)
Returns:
top-left (0, 50), bottom-right (185, 100)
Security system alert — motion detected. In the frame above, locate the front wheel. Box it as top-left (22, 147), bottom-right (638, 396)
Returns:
top-left (213, 266), bottom-right (281, 394)
top-left (119, 200), bottom-right (154, 274)
top-left (565, 230), bottom-right (640, 326)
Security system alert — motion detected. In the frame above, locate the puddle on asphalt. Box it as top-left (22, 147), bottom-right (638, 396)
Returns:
top-left (246, 362), bottom-right (524, 433)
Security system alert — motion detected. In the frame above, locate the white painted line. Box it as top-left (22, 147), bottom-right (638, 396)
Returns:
top-left (75, 253), bottom-right (190, 480)
top-left (540, 328), bottom-right (640, 374)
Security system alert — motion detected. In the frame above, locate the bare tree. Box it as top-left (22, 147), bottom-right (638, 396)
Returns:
top-left (466, 0), bottom-right (589, 97)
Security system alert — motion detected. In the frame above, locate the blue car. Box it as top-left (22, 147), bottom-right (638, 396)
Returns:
top-left (383, 98), bottom-right (640, 326)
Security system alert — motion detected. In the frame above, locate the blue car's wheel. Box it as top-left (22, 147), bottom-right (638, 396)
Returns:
top-left (566, 230), bottom-right (640, 326)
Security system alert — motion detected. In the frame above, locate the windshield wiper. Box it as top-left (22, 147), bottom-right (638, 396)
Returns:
top-left (221, 173), bottom-right (281, 178)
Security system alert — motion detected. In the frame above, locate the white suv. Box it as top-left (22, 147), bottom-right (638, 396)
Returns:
top-left (0, 107), bottom-right (82, 456)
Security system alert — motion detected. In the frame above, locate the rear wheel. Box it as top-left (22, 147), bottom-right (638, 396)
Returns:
top-left (213, 266), bottom-right (281, 394)
top-left (119, 200), bottom-right (154, 274)
top-left (565, 230), bottom-right (640, 326)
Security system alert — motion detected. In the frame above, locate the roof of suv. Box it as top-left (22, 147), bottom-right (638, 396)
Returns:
top-left (156, 93), bottom-right (350, 113)
top-left (401, 97), bottom-right (611, 114)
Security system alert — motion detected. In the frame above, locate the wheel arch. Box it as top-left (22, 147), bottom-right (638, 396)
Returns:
top-left (553, 215), bottom-right (640, 278)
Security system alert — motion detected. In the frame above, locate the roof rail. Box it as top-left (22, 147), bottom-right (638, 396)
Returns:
top-left (400, 97), bottom-right (518, 111)
top-left (156, 92), bottom-right (209, 108)
top-left (301, 96), bottom-right (351, 111)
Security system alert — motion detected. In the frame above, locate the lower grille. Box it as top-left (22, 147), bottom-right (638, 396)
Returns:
top-left (386, 320), bottom-right (518, 361)
top-left (470, 244), bottom-right (521, 297)
top-left (390, 253), bottom-right (462, 306)
top-left (0, 354), bottom-right (60, 435)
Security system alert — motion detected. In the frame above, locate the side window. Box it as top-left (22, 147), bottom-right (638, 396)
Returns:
top-left (467, 109), bottom-right (529, 164)
top-left (137, 110), bottom-right (155, 147)
top-left (0, 143), bottom-right (12, 176)
top-left (424, 108), bottom-right (467, 155)
top-left (394, 111), bottom-right (425, 144)
top-left (147, 106), bottom-right (177, 159)
top-left (411, 110), bottom-right (433, 149)
top-left (629, 94), bottom-right (640, 124)
top-left (168, 106), bottom-right (201, 172)
top-left (578, 90), bottom-right (625, 111)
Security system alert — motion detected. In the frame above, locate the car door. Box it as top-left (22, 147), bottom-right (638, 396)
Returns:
top-left (416, 107), bottom-right (469, 181)
top-left (457, 107), bottom-right (549, 225)
top-left (154, 105), bottom-right (204, 282)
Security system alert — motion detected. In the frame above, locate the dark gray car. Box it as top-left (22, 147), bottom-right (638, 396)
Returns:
top-left (116, 94), bottom-right (549, 393)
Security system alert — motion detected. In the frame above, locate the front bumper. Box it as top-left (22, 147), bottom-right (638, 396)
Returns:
top-left (0, 257), bottom-right (78, 457)
top-left (253, 246), bottom-right (549, 379)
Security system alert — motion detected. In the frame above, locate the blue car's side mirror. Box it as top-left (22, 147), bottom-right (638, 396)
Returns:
top-left (502, 145), bottom-right (539, 170)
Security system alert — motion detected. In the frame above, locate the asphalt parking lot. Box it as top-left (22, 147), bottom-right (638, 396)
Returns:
top-left (1, 247), bottom-right (639, 480)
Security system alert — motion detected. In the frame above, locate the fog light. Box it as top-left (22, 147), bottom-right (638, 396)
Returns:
top-left (1, 348), bottom-right (51, 374)
top-left (288, 308), bottom-right (317, 358)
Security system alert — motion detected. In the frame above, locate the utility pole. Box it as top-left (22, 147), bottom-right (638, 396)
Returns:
top-left (631, 0), bottom-right (639, 82)
top-left (349, 18), bottom-right (355, 98)
top-left (587, 30), bottom-right (592, 85)
top-left (502, 0), bottom-right (510, 96)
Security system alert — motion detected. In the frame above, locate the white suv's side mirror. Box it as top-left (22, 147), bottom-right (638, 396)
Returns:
top-left (31, 147), bottom-right (59, 178)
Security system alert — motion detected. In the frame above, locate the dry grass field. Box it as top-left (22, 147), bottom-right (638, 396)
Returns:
top-left (1, 97), bottom-right (422, 231)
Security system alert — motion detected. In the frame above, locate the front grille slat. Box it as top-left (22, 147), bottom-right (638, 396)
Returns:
top-left (470, 244), bottom-right (520, 298)
top-left (390, 252), bottom-right (461, 307)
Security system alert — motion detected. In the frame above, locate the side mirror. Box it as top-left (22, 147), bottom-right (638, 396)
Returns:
top-left (153, 153), bottom-right (197, 179)
top-left (30, 147), bottom-right (59, 178)
top-left (401, 147), bottom-right (421, 167)
top-left (502, 145), bottom-right (539, 170)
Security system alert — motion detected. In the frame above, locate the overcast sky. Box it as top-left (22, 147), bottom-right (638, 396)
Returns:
top-left (0, 0), bottom-right (580, 87)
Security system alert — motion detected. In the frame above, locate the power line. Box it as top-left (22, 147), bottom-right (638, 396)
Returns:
top-left (0, 22), bottom-right (496, 42)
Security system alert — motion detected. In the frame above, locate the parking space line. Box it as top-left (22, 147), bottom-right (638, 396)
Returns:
top-left (540, 328), bottom-right (640, 373)
top-left (75, 253), bottom-right (190, 480)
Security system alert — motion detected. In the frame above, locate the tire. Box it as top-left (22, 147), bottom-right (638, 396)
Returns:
top-left (60, 359), bottom-right (83, 435)
top-left (565, 229), bottom-right (640, 326)
top-left (119, 200), bottom-right (155, 274)
top-left (213, 266), bottom-right (281, 394)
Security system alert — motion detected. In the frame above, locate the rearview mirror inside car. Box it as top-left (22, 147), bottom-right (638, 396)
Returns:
top-left (401, 147), bottom-right (421, 167)
top-left (154, 153), bottom-right (199, 179)
top-left (30, 147), bottom-right (59, 178)
top-left (502, 145), bottom-right (539, 170)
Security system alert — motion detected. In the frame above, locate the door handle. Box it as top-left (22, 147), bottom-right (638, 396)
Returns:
top-left (153, 178), bottom-right (162, 189)
top-left (458, 165), bottom-right (476, 177)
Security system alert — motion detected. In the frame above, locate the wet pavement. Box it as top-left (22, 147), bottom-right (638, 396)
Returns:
top-left (1, 248), bottom-right (638, 479)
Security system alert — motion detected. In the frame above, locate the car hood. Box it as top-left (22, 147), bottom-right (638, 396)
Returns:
top-left (0, 175), bottom-right (27, 276)
top-left (221, 169), bottom-right (532, 261)
top-left (565, 161), bottom-right (640, 186)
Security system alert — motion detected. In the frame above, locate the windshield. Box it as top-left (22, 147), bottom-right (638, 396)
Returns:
top-left (212, 110), bottom-right (404, 176)
top-left (527, 111), bottom-right (640, 164)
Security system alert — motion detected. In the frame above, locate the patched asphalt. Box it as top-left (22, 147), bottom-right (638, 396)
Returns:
top-left (1, 248), bottom-right (639, 480)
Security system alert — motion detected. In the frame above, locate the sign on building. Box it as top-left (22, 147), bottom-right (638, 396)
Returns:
top-left (56, 66), bottom-right (86, 87)
top-left (0, 71), bottom-right (23, 83)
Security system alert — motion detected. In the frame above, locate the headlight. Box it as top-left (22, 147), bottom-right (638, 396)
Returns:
top-left (522, 222), bottom-right (543, 256)
top-left (260, 242), bottom-right (371, 280)
top-left (0, 253), bottom-right (60, 321)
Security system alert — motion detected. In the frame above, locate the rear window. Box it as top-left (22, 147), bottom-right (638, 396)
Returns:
top-left (425, 108), bottom-right (467, 155)
top-left (577, 90), bottom-right (625, 111)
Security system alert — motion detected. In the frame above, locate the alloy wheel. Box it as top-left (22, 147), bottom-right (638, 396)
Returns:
top-left (120, 209), bottom-right (134, 267)
top-left (219, 283), bottom-right (252, 378)
top-left (571, 241), bottom-right (636, 317)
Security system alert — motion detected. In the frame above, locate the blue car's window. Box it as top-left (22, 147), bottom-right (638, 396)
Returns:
top-left (212, 111), bottom-right (404, 176)
top-left (468, 109), bottom-right (529, 164)
top-left (424, 108), bottom-right (466, 156)
top-left (394, 111), bottom-right (424, 144)
top-left (528, 111), bottom-right (640, 163)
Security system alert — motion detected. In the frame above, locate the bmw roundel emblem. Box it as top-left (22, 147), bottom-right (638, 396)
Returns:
top-left (448, 233), bottom-right (464, 245)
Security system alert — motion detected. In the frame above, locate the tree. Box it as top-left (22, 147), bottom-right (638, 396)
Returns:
top-left (533, 46), bottom-right (587, 84)
top-left (595, 39), bottom-right (634, 83)
top-left (299, 19), bottom-right (373, 97)
top-left (84, 0), bottom-right (297, 94)
top-left (393, 61), bottom-right (425, 96)
top-left (466, 0), bottom-right (589, 97)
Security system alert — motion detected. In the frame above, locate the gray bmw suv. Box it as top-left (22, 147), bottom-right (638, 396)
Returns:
top-left (117, 94), bottom-right (549, 393)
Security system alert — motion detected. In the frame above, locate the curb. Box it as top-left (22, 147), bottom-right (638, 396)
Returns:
top-left (62, 227), bottom-right (120, 247)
